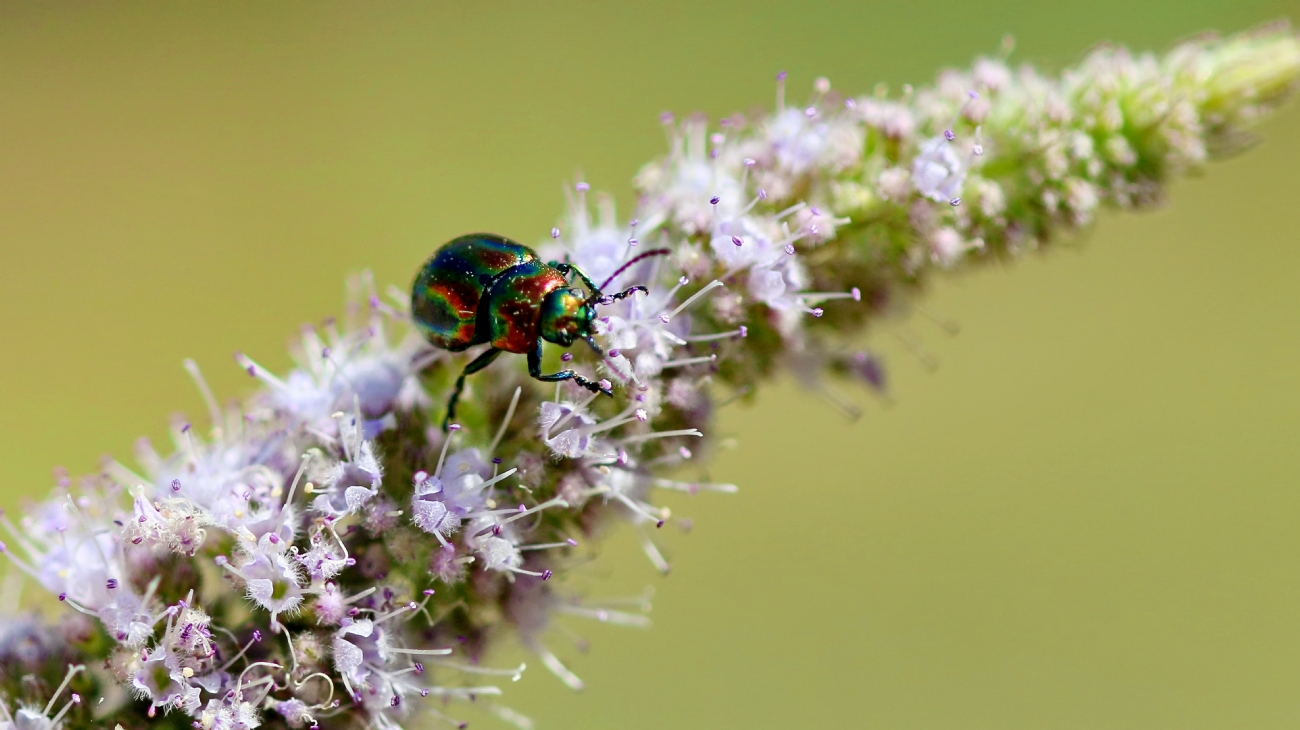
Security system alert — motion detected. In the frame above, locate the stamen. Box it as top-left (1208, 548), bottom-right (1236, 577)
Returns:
top-left (463, 467), bottom-right (519, 494)
top-left (659, 354), bottom-right (717, 369)
top-left (912, 303), bottom-right (961, 335)
top-left (774, 201), bottom-right (807, 220)
top-left (435, 425), bottom-right (460, 478)
top-left (48, 694), bottom-right (81, 728)
top-left (235, 662), bottom-right (282, 697)
top-left (507, 566), bottom-right (552, 579)
top-left (342, 586), bottom-right (377, 605)
top-left (608, 492), bottom-right (668, 526)
top-left (652, 479), bottom-right (739, 494)
top-left (219, 635), bottom-right (261, 672)
top-left (473, 497), bottom-right (568, 537)
top-left (0, 510), bottom-right (43, 561)
top-left (682, 327), bottom-right (747, 342)
top-left (534, 643), bottom-right (584, 691)
top-left (554, 605), bottom-right (651, 628)
top-left (485, 704), bottom-right (535, 730)
top-left (373, 603), bottom-right (416, 624)
top-left (282, 451), bottom-right (314, 514)
top-left (887, 325), bottom-right (939, 371)
top-left (58, 594), bottom-right (96, 616)
top-left (796, 287), bottom-right (862, 304)
top-left (433, 661), bottom-right (526, 681)
top-left (638, 531), bottom-right (671, 574)
top-left (43, 664), bottom-right (85, 716)
top-left (62, 497), bottom-right (116, 577)
top-left (580, 408), bottom-right (643, 436)
top-left (488, 386), bottom-right (523, 457)
top-left (182, 359), bottom-right (224, 434)
top-left (387, 647), bottom-right (454, 657)
top-left (234, 352), bottom-right (288, 390)
top-left (518, 539), bottom-right (578, 551)
top-left (662, 280), bottom-right (724, 322)
top-left (294, 672), bottom-right (336, 709)
top-left (619, 429), bottom-right (704, 444)
top-left (0, 542), bottom-right (40, 580)
top-left (548, 392), bottom-right (601, 435)
top-left (422, 685), bottom-right (504, 698)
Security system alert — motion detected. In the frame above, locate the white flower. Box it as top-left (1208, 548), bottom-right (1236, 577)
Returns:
top-left (912, 134), bottom-right (969, 204)
top-left (2, 494), bottom-right (156, 647)
top-left (928, 226), bottom-right (984, 267)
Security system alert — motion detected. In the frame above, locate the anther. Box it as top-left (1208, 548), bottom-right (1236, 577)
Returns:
top-left (731, 236), bottom-right (743, 246)
top-left (551, 228), bottom-right (560, 239)
top-left (709, 196), bottom-right (720, 205)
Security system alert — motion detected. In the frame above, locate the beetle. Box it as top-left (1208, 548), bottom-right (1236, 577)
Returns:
top-left (411, 232), bottom-right (669, 429)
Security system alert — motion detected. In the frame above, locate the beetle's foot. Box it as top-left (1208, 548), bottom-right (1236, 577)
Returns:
top-left (574, 375), bottom-right (614, 397)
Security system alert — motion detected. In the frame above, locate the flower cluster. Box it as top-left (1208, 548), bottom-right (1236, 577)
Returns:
top-left (1, 24), bottom-right (1296, 730)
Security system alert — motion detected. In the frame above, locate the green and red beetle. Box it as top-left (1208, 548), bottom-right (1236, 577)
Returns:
top-left (411, 233), bottom-right (668, 429)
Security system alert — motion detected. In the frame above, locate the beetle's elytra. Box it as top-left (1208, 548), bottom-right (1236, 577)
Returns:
top-left (412, 233), bottom-right (667, 430)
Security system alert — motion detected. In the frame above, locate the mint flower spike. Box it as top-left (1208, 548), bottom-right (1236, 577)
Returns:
top-left (2, 23), bottom-right (1296, 730)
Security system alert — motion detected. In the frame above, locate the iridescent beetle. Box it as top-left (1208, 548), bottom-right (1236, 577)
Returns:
top-left (411, 233), bottom-right (668, 429)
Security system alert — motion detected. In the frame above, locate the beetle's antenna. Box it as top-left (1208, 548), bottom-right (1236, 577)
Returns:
top-left (584, 336), bottom-right (604, 356)
top-left (598, 248), bottom-right (672, 291)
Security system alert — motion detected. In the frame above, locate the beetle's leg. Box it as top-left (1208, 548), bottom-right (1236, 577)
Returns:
top-left (528, 340), bottom-right (613, 397)
top-left (553, 262), bottom-right (603, 299)
top-left (596, 285), bottom-right (648, 305)
top-left (443, 348), bottom-right (503, 431)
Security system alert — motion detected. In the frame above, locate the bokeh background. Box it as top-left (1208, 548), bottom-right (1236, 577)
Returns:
top-left (1, 2), bottom-right (1299, 728)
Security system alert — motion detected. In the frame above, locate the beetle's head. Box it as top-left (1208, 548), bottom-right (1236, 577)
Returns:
top-left (539, 287), bottom-right (598, 351)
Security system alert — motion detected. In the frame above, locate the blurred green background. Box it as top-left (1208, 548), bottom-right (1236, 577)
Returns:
top-left (2, 2), bottom-right (1299, 727)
